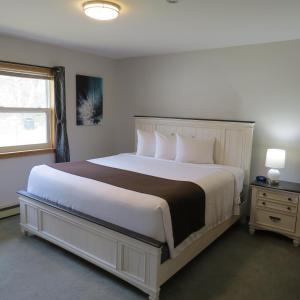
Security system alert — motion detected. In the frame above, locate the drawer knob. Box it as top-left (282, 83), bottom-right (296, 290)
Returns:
top-left (269, 216), bottom-right (281, 223)
top-left (287, 207), bottom-right (291, 211)
top-left (288, 197), bottom-right (292, 201)
top-left (263, 193), bottom-right (267, 197)
top-left (262, 202), bottom-right (266, 205)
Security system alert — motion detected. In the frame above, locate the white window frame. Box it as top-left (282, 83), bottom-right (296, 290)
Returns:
top-left (0, 62), bottom-right (55, 155)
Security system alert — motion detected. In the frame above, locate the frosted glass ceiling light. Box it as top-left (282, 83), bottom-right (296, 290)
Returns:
top-left (83, 1), bottom-right (121, 21)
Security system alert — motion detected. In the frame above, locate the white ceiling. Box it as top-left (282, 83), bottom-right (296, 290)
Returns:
top-left (1, 0), bottom-right (300, 59)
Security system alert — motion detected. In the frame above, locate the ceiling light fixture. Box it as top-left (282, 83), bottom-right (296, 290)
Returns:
top-left (83, 1), bottom-right (121, 21)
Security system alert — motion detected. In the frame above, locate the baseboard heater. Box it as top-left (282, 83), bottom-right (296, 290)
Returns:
top-left (0, 204), bottom-right (20, 219)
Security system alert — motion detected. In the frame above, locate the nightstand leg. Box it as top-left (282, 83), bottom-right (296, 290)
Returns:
top-left (293, 239), bottom-right (300, 247)
top-left (249, 226), bottom-right (255, 235)
top-left (149, 289), bottom-right (160, 300)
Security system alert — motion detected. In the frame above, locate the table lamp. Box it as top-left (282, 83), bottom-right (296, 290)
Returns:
top-left (265, 149), bottom-right (286, 185)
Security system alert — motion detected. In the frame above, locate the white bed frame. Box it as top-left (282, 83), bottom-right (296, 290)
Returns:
top-left (19, 117), bottom-right (254, 300)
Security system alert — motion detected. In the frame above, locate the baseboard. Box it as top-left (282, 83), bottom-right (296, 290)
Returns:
top-left (0, 204), bottom-right (20, 219)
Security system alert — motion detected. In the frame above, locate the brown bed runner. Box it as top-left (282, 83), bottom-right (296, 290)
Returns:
top-left (47, 161), bottom-right (205, 247)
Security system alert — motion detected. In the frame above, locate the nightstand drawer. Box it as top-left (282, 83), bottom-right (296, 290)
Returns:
top-left (257, 199), bottom-right (297, 214)
top-left (258, 190), bottom-right (298, 204)
top-left (256, 209), bottom-right (296, 233)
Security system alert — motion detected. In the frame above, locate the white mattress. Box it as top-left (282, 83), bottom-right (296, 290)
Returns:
top-left (27, 153), bottom-right (244, 258)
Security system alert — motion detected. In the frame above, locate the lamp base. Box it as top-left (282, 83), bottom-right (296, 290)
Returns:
top-left (267, 168), bottom-right (280, 185)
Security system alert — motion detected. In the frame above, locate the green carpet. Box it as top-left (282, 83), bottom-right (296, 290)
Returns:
top-left (0, 216), bottom-right (299, 300)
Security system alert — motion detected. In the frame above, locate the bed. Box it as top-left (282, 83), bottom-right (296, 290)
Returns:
top-left (19, 116), bottom-right (255, 300)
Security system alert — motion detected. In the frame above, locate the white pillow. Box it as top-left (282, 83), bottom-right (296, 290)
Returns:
top-left (175, 134), bottom-right (215, 164)
top-left (154, 131), bottom-right (176, 160)
top-left (136, 129), bottom-right (156, 157)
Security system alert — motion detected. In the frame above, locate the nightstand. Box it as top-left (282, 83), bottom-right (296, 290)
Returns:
top-left (249, 180), bottom-right (300, 247)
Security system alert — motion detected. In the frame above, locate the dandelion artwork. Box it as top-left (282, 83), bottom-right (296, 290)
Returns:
top-left (76, 75), bottom-right (103, 125)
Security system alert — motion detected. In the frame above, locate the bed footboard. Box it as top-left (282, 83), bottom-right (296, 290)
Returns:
top-left (19, 194), bottom-right (239, 300)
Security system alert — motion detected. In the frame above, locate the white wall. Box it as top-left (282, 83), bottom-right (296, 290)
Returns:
top-left (1, 36), bottom-right (300, 207)
top-left (0, 35), bottom-right (117, 207)
top-left (116, 40), bottom-right (300, 183)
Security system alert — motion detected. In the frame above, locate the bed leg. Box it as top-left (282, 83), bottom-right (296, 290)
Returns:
top-left (149, 289), bottom-right (160, 300)
top-left (20, 227), bottom-right (33, 237)
top-left (249, 226), bottom-right (255, 235)
top-left (21, 228), bottom-right (29, 236)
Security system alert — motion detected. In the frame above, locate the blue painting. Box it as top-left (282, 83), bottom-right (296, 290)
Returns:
top-left (76, 74), bottom-right (103, 125)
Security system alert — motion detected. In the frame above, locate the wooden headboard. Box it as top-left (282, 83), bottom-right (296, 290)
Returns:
top-left (134, 116), bottom-right (255, 185)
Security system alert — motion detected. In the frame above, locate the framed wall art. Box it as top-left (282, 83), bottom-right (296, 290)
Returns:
top-left (76, 74), bottom-right (103, 125)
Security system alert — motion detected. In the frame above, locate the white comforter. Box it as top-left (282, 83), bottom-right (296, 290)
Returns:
top-left (27, 153), bottom-right (244, 258)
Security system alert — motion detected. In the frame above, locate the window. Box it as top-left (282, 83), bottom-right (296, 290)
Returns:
top-left (0, 62), bottom-right (54, 155)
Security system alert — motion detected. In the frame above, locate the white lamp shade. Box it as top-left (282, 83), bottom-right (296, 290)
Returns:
top-left (265, 149), bottom-right (286, 169)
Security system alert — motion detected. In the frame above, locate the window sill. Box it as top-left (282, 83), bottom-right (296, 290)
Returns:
top-left (0, 148), bottom-right (55, 159)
